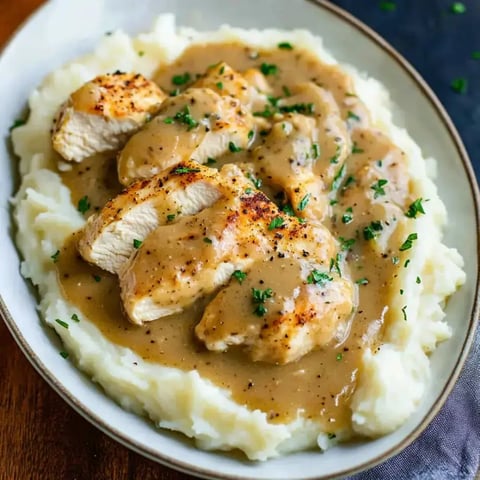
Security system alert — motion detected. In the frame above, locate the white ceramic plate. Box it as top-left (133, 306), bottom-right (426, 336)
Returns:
top-left (1, 1), bottom-right (478, 479)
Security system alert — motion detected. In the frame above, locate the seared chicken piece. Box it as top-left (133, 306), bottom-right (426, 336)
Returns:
top-left (78, 162), bottom-right (225, 275)
top-left (117, 87), bottom-right (254, 185)
top-left (52, 72), bottom-right (166, 162)
top-left (120, 164), bottom-right (347, 325)
top-left (196, 257), bottom-right (354, 364)
top-left (194, 62), bottom-right (271, 111)
top-left (252, 83), bottom-right (351, 219)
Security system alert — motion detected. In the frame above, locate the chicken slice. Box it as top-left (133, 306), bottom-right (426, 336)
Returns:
top-left (120, 164), bottom-right (342, 324)
top-left (117, 87), bottom-right (254, 185)
top-left (52, 72), bottom-right (166, 162)
top-left (78, 162), bottom-right (225, 275)
top-left (196, 257), bottom-right (354, 364)
top-left (194, 62), bottom-right (271, 111)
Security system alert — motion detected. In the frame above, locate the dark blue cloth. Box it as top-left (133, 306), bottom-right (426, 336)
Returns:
top-left (328, 1), bottom-right (480, 478)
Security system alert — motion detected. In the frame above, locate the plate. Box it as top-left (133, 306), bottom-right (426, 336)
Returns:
top-left (0, 0), bottom-right (478, 479)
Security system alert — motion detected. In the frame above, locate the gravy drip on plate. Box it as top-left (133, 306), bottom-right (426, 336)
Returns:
top-left (58, 43), bottom-right (411, 429)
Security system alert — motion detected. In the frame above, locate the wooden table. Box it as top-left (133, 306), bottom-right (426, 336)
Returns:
top-left (0, 2), bottom-right (189, 478)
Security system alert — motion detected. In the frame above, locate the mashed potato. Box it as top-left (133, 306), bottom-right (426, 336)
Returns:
top-left (11, 15), bottom-right (465, 460)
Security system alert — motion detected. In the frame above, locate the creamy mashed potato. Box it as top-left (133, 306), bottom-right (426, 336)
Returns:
top-left (12, 15), bottom-right (465, 460)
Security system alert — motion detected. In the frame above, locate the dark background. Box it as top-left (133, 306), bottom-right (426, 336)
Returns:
top-left (332, 0), bottom-right (478, 175)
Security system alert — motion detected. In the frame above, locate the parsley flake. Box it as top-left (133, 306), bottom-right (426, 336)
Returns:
top-left (282, 85), bottom-right (292, 97)
top-left (71, 314), bottom-right (80, 323)
top-left (339, 237), bottom-right (356, 251)
top-left (279, 103), bottom-right (315, 115)
top-left (173, 166), bottom-right (201, 174)
top-left (329, 254), bottom-right (342, 277)
top-left (307, 270), bottom-right (333, 286)
top-left (356, 278), bottom-right (369, 285)
top-left (331, 164), bottom-right (346, 191)
top-left (268, 216), bottom-right (285, 230)
top-left (405, 198), bottom-right (426, 218)
top-left (260, 63), bottom-right (278, 75)
top-left (248, 130), bottom-right (254, 141)
top-left (342, 207), bottom-right (354, 224)
top-left (450, 2), bottom-right (466, 14)
top-left (206, 157), bottom-right (217, 165)
top-left (371, 179), bottom-right (388, 199)
top-left (336, 353), bottom-right (343, 361)
top-left (399, 233), bottom-right (418, 251)
top-left (247, 172), bottom-right (262, 189)
top-left (59, 351), bottom-right (69, 359)
top-left (93, 275), bottom-right (101, 283)
top-left (311, 143), bottom-right (320, 159)
top-left (9, 119), bottom-right (25, 131)
top-left (172, 72), bottom-right (191, 86)
top-left (416, 276), bottom-right (422, 284)
top-left (203, 237), bottom-right (213, 244)
top-left (174, 105), bottom-right (198, 130)
top-left (55, 319), bottom-right (69, 329)
top-left (216, 81), bottom-right (223, 89)
top-left (297, 194), bottom-right (311, 212)
top-left (472, 51), bottom-right (480, 60)
top-left (351, 142), bottom-right (364, 154)
top-left (347, 110), bottom-right (361, 122)
top-left (133, 239), bottom-right (143, 249)
top-left (77, 196), bottom-right (90, 214)
top-left (278, 42), bottom-right (293, 50)
top-left (232, 270), bottom-right (247, 284)
top-left (363, 221), bottom-right (383, 240)
top-left (379, 1), bottom-right (396, 11)
top-left (401, 305), bottom-right (408, 321)
top-left (229, 141), bottom-right (242, 153)
top-left (451, 77), bottom-right (468, 94)
top-left (167, 214), bottom-right (176, 222)
top-left (163, 117), bottom-right (174, 124)
top-left (51, 250), bottom-right (60, 263)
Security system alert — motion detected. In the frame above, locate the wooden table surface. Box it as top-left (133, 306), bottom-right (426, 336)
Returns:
top-left (0, 1), bottom-right (190, 478)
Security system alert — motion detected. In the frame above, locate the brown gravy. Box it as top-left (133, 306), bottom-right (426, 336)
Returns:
top-left (57, 43), bottom-right (412, 430)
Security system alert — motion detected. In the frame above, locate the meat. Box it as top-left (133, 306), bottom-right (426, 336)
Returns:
top-left (78, 162), bottom-right (225, 275)
top-left (52, 72), bottom-right (166, 162)
top-left (196, 257), bottom-right (354, 364)
top-left (117, 87), bottom-right (254, 185)
top-left (251, 82), bottom-right (351, 219)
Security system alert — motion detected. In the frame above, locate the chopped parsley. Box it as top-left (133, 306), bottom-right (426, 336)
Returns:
top-left (451, 77), bottom-right (468, 94)
top-left (232, 270), bottom-right (247, 284)
top-left (203, 237), bottom-right (213, 244)
top-left (329, 254), bottom-right (342, 277)
top-left (363, 220), bottom-right (383, 240)
top-left (171, 72), bottom-right (191, 85)
top-left (71, 314), bottom-right (80, 323)
top-left (307, 270), bottom-right (333, 286)
top-left (247, 172), bottom-right (262, 189)
top-left (206, 157), bottom-right (217, 165)
top-left (174, 105), bottom-right (198, 130)
top-left (351, 142), bottom-right (364, 154)
top-left (356, 278), bottom-right (369, 285)
top-left (260, 63), bottom-right (278, 75)
top-left (347, 110), bottom-right (361, 122)
top-left (336, 353), bottom-right (343, 361)
top-left (163, 117), bottom-right (174, 124)
top-left (401, 305), bottom-right (408, 321)
top-left (9, 119), bottom-right (25, 131)
top-left (55, 318), bottom-right (69, 329)
top-left (278, 42), bottom-right (293, 50)
top-left (472, 51), bottom-right (480, 60)
top-left (229, 141), bottom-right (242, 153)
top-left (342, 207), bottom-right (353, 224)
top-left (51, 250), bottom-right (60, 263)
top-left (379, 1), bottom-right (396, 11)
top-left (282, 204), bottom-right (295, 216)
top-left (133, 239), bottom-right (142, 249)
top-left (245, 188), bottom-right (253, 194)
top-left (297, 194), bottom-right (311, 212)
top-left (93, 275), bottom-right (101, 283)
top-left (59, 351), bottom-right (69, 359)
top-left (77, 196), bottom-right (90, 214)
top-left (339, 237), bottom-right (356, 251)
top-left (282, 85), bottom-right (292, 97)
top-left (248, 130), bottom-right (254, 140)
top-left (371, 179), bottom-right (388, 199)
top-left (279, 103), bottom-right (315, 115)
top-left (399, 233), bottom-right (418, 251)
top-left (252, 287), bottom-right (274, 316)
top-left (331, 164), bottom-right (346, 191)
top-left (330, 144), bottom-right (341, 164)
top-left (404, 259), bottom-right (411, 268)
top-left (173, 166), bottom-right (201, 174)
top-left (268, 216), bottom-right (285, 230)
top-left (253, 105), bottom-right (275, 118)
top-left (215, 81), bottom-right (223, 89)
top-left (405, 198), bottom-right (426, 218)
top-left (311, 143), bottom-right (320, 159)
top-left (416, 276), bottom-right (422, 284)
top-left (450, 2), bottom-right (466, 14)
top-left (170, 88), bottom-right (180, 97)
top-left (166, 214), bottom-right (176, 222)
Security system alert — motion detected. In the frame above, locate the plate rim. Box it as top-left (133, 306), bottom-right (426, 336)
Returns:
top-left (1, 0), bottom-right (479, 479)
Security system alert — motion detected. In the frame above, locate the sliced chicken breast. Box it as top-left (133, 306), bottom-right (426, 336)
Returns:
top-left (52, 72), bottom-right (166, 162)
top-left (78, 162), bottom-right (225, 275)
top-left (196, 257), bottom-right (354, 364)
top-left (117, 87), bottom-right (254, 185)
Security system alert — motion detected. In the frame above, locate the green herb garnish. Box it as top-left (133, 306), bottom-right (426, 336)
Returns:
top-left (172, 72), bottom-right (191, 85)
top-left (307, 270), bottom-right (333, 286)
top-left (399, 233), bottom-right (418, 251)
top-left (248, 130), bottom-right (254, 140)
top-left (371, 179), bottom-right (388, 199)
top-left (351, 142), bottom-right (364, 154)
top-left (451, 77), bottom-right (468, 94)
top-left (356, 278), bottom-right (369, 285)
top-left (71, 314), bottom-right (80, 323)
top-left (174, 105), bottom-right (198, 130)
top-left (416, 276), bottom-right (422, 284)
top-left (278, 42), bottom-right (293, 50)
top-left (331, 164), bottom-right (345, 191)
top-left (167, 214), bottom-right (176, 222)
top-left (339, 237), bottom-right (356, 251)
top-left (173, 166), bottom-right (201, 174)
top-left (347, 111), bottom-right (361, 122)
top-left (51, 250), bottom-right (60, 263)
top-left (450, 2), bottom-right (466, 14)
top-left (336, 353), bottom-right (343, 361)
top-left (232, 270), bottom-right (247, 284)
top-left (401, 305), bottom-right (408, 321)
top-left (9, 119), bottom-right (25, 131)
top-left (206, 157), bottom-right (217, 165)
top-left (405, 198), bottom-right (426, 218)
top-left (203, 237), bottom-right (213, 244)
top-left (133, 239), bottom-right (142, 249)
top-left (260, 63), bottom-right (278, 75)
top-left (216, 81), bottom-right (223, 89)
top-left (311, 143), bottom-right (320, 159)
top-left (229, 141), bottom-right (242, 153)
top-left (59, 351), bottom-right (69, 359)
top-left (55, 319), bottom-right (69, 329)
top-left (342, 207), bottom-right (353, 224)
top-left (363, 220), bottom-right (383, 240)
top-left (247, 172), bottom-right (262, 189)
top-left (77, 196), bottom-right (90, 214)
top-left (329, 254), bottom-right (342, 277)
top-left (93, 275), bottom-right (101, 283)
top-left (268, 216), bottom-right (285, 230)
top-left (282, 85), bottom-right (292, 97)
top-left (297, 194), bottom-right (311, 212)
top-left (279, 103), bottom-right (315, 115)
